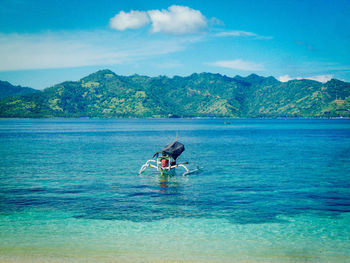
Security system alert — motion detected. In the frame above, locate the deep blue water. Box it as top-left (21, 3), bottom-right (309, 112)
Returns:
top-left (0, 118), bottom-right (350, 262)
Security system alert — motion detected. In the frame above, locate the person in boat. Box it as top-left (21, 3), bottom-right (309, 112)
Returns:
top-left (160, 152), bottom-right (170, 168)
top-left (153, 141), bottom-right (185, 167)
top-left (139, 140), bottom-right (192, 176)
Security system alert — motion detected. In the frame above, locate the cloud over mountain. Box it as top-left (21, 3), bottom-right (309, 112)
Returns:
top-left (209, 59), bottom-right (264, 71)
top-left (278, 74), bottom-right (333, 83)
top-left (109, 10), bottom-right (150, 31)
top-left (109, 5), bottom-right (207, 35)
top-left (148, 5), bottom-right (207, 34)
top-left (0, 31), bottom-right (193, 71)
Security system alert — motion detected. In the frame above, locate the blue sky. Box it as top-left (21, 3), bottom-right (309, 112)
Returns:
top-left (0, 0), bottom-right (349, 89)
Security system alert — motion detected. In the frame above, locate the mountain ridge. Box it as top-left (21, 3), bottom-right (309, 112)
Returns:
top-left (0, 80), bottom-right (39, 100)
top-left (0, 70), bottom-right (349, 118)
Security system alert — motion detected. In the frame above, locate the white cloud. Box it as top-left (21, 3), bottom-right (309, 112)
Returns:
top-left (305, 75), bottom-right (333, 83)
top-left (148, 5), bottom-right (207, 34)
top-left (216, 31), bottom-right (257, 37)
top-left (0, 31), bottom-right (197, 71)
top-left (278, 74), bottom-right (333, 83)
top-left (209, 17), bottom-right (225, 26)
top-left (109, 5), bottom-right (207, 35)
top-left (109, 10), bottom-right (150, 31)
top-left (209, 59), bottom-right (264, 71)
top-left (215, 30), bottom-right (273, 39)
top-left (278, 74), bottom-right (293, 82)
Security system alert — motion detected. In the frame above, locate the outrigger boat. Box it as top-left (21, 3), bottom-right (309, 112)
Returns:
top-left (139, 141), bottom-right (197, 176)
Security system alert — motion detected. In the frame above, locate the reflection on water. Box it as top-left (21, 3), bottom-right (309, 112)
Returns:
top-left (159, 173), bottom-right (178, 193)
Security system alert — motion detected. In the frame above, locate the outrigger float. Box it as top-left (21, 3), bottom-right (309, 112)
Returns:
top-left (139, 141), bottom-right (199, 176)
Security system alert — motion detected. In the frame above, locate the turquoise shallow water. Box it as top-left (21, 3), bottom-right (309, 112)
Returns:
top-left (0, 118), bottom-right (350, 262)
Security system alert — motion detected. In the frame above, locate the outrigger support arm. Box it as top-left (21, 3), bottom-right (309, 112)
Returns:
top-left (138, 159), bottom-right (192, 176)
top-left (169, 163), bottom-right (190, 176)
top-left (139, 159), bottom-right (157, 174)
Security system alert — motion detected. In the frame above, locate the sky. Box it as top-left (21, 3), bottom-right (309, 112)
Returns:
top-left (0, 0), bottom-right (349, 89)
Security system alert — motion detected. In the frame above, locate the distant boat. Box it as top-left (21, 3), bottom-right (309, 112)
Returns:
top-left (224, 122), bottom-right (232, 125)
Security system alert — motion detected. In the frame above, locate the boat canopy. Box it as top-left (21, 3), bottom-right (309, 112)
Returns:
top-left (153, 141), bottom-right (185, 160)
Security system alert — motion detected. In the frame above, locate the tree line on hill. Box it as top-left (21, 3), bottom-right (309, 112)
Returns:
top-left (0, 69), bottom-right (349, 118)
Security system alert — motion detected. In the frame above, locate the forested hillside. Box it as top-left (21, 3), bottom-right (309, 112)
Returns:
top-left (0, 70), bottom-right (349, 118)
top-left (0, 80), bottom-right (39, 100)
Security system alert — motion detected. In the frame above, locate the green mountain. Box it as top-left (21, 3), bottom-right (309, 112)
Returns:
top-left (0, 80), bottom-right (39, 100)
top-left (0, 69), bottom-right (349, 118)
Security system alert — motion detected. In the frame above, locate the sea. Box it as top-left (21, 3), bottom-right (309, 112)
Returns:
top-left (0, 118), bottom-right (349, 263)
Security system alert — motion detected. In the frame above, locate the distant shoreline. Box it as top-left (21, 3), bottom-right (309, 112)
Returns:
top-left (1, 116), bottom-right (350, 120)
